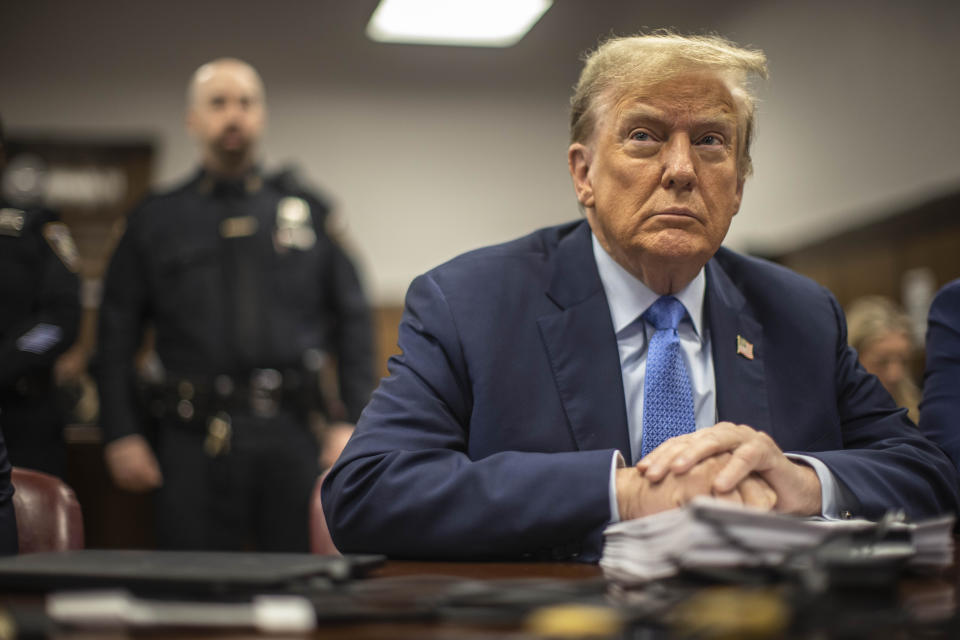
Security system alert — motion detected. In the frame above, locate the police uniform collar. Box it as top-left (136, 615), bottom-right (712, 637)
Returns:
top-left (195, 167), bottom-right (264, 196)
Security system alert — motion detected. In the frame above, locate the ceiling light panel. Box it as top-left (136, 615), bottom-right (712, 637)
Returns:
top-left (367, 0), bottom-right (553, 48)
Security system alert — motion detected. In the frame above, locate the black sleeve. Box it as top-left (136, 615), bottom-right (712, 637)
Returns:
top-left (0, 212), bottom-right (80, 389)
top-left (0, 429), bottom-right (18, 555)
top-left (327, 240), bottom-right (376, 423)
top-left (96, 211), bottom-right (150, 443)
top-left (272, 172), bottom-right (377, 422)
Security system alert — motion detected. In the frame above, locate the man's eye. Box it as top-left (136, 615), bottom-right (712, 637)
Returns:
top-left (630, 131), bottom-right (651, 142)
top-left (698, 134), bottom-right (723, 146)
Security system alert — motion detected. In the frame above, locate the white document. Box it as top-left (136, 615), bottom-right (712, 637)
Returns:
top-left (601, 496), bottom-right (954, 585)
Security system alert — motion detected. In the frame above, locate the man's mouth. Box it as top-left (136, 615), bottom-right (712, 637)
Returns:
top-left (651, 208), bottom-right (701, 223)
top-left (219, 130), bottom-right (246, 149)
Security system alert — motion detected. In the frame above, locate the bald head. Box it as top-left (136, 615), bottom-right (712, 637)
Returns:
top-left (187, 58), bottom-right (264, 107)
top-left (186, 58), bottom-right (266, 176)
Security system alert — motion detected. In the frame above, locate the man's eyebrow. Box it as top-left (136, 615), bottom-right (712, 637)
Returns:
top-left (617, 106), bottom-right (738, 131)
top-left (616, 105), bottom-right (665, 123)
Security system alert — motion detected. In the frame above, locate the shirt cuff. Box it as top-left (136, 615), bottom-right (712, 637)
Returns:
top-left (608, 451), bottom-right (626, 523)
top-left (786, 452), bottom-right (844, 519)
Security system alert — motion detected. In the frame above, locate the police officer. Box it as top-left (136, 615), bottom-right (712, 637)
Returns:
top-left (0, 115), bottom-right (81, 481)
top-left (97, 59), bottom-right (375, 551)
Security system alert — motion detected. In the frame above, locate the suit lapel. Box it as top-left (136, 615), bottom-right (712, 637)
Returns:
top-left (706, 258), bottom-right (775, 437)
top-left (537, 223), bottom-right (631, 456)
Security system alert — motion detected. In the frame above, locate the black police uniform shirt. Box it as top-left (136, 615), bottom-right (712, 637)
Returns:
top-left (96, 168), bottom-right (375, 443)
top-left (0, 200), bottom-right (81, 545)
top-left (0, 202), bottom-right (80, 393)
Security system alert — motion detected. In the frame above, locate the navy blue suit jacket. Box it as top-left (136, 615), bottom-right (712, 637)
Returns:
top-left (324, 221), bottom-right (959, 561)
top-left (921, 278), bottom-right (960, 471)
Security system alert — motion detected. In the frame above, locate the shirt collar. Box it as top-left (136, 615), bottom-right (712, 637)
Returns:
top-left (195, 165), bottom-right (264, 196)
top-left (591, 232), bottom-right (706, 338)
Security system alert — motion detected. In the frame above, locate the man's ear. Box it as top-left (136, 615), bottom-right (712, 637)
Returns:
top-left (568, 142), bottom-right (594, 208)
top-left (732, 177), bottom-right (744, 217)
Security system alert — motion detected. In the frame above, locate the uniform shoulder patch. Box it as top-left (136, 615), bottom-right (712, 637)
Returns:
top-left (16, 323), bottom-right (64, 354)
top-left (42, 222), bottom-right (80, 272)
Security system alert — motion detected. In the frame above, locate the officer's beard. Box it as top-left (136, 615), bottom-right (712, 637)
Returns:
top-left (208, 131), bottom-right (255, 177)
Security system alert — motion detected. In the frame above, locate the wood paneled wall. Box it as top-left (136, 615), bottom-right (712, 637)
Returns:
top-left (771, 190), bottom-right (960, 309)
top-left (373, 306), bottom-right (404, 380)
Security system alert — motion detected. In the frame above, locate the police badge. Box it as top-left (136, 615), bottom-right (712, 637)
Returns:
top-left (274, 196), bottom-right (316, 252)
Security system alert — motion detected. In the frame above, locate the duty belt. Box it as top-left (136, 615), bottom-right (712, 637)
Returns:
top-left (152, 368), bottom-right (312, 424)
top-left (146, 368), bottom-right (318, 458)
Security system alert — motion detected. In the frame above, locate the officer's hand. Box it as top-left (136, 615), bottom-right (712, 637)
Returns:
top-left (320, 422), bottom-right (355, 471)
top-left (53, 347), bottom-right (89, 385)
top-left (104, 434), bottom-right (163, 492)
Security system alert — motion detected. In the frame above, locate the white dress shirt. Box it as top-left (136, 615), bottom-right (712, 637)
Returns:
top-left (591, 234), bottom-right (841, 522)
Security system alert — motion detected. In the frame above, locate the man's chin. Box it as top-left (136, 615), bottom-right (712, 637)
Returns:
top-left (216, 144), bottom-right (250, 157)
top-left (640, 231), bottom-right (714, 261)
top-left (212, 146), bottom-right (253, 167)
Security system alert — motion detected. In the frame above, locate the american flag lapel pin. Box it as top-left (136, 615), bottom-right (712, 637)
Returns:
top-left (736, 335), bottom-right (754, 360)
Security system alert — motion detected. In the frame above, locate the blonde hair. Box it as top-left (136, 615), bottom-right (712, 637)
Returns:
top-left (846, 296), bottom-right (920, 422)
top-left (570, 31), bottom-right (768, 180)
top-left (847, 296), bottom-right (913, 353)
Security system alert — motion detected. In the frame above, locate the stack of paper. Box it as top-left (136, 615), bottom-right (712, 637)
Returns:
top-left (601, 497), bottom-right (954, 586)
top-left (911, 516), bottom-right (956, 567)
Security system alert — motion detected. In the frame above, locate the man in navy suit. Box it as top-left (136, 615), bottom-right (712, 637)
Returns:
top-left (921, 278), bottom-right (960, 472)
top-left (323, 33), bottom-right (959, 561)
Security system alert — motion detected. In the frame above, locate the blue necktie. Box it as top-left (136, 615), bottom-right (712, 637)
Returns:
top-left (640, 296), bottom-right (696, 458)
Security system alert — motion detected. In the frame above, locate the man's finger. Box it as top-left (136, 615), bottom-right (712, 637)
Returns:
top-left (646, 423), bottom-right (753, 480)
top-left (637, 438), bottom-right (691, 480)
top-left (736, 475), bottom-right (778, 511)
top-left (711, 488), bottom-right (744, 506)
top-left (712, 438), bottom-right (775, 493)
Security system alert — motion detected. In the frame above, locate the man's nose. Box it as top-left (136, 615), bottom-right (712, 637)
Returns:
top-left (224, 100), bottom-right (246, 122)
top-left (660, 136), bottom-right (696, 190)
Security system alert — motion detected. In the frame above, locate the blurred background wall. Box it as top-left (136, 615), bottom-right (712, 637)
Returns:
top-left (3, 0), bottom-right (958, 306)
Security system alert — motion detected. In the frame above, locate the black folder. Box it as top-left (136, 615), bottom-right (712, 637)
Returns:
top-left (0, 550), bottom-right (384, 595)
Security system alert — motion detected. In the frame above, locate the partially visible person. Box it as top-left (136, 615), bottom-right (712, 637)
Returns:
top-left (920, 278), bottom-right (960, 471)
top-left (846, 296), bottom-right (920, 422)
top-left (0, 114), bottom-right (81, 479)
top-left (97, 58), bottom-right (375, 551)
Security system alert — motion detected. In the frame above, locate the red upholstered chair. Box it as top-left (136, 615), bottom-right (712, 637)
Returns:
top-left (11, 467), bottom-right (85, 553)
top-left (310, 470), bottom-right (339, 555)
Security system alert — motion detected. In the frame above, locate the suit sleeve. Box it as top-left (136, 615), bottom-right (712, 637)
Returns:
top-left (0, 214), bottom-right (80, 389)
top-left (96, 214), bottom-right (150, 443)
top-left (805, 294), bottom-right (960, 521)
top-left (322, 273), bottom-right (614, 561)
top-left (919, 280), bottom-right (960, 471)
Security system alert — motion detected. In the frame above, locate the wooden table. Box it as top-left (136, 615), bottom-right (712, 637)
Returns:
top-left (2, 559), bottom-right (958, 639)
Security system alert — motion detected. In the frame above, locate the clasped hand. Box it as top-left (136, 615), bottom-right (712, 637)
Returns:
top-left (616, 422), bottom-right (822, 521)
